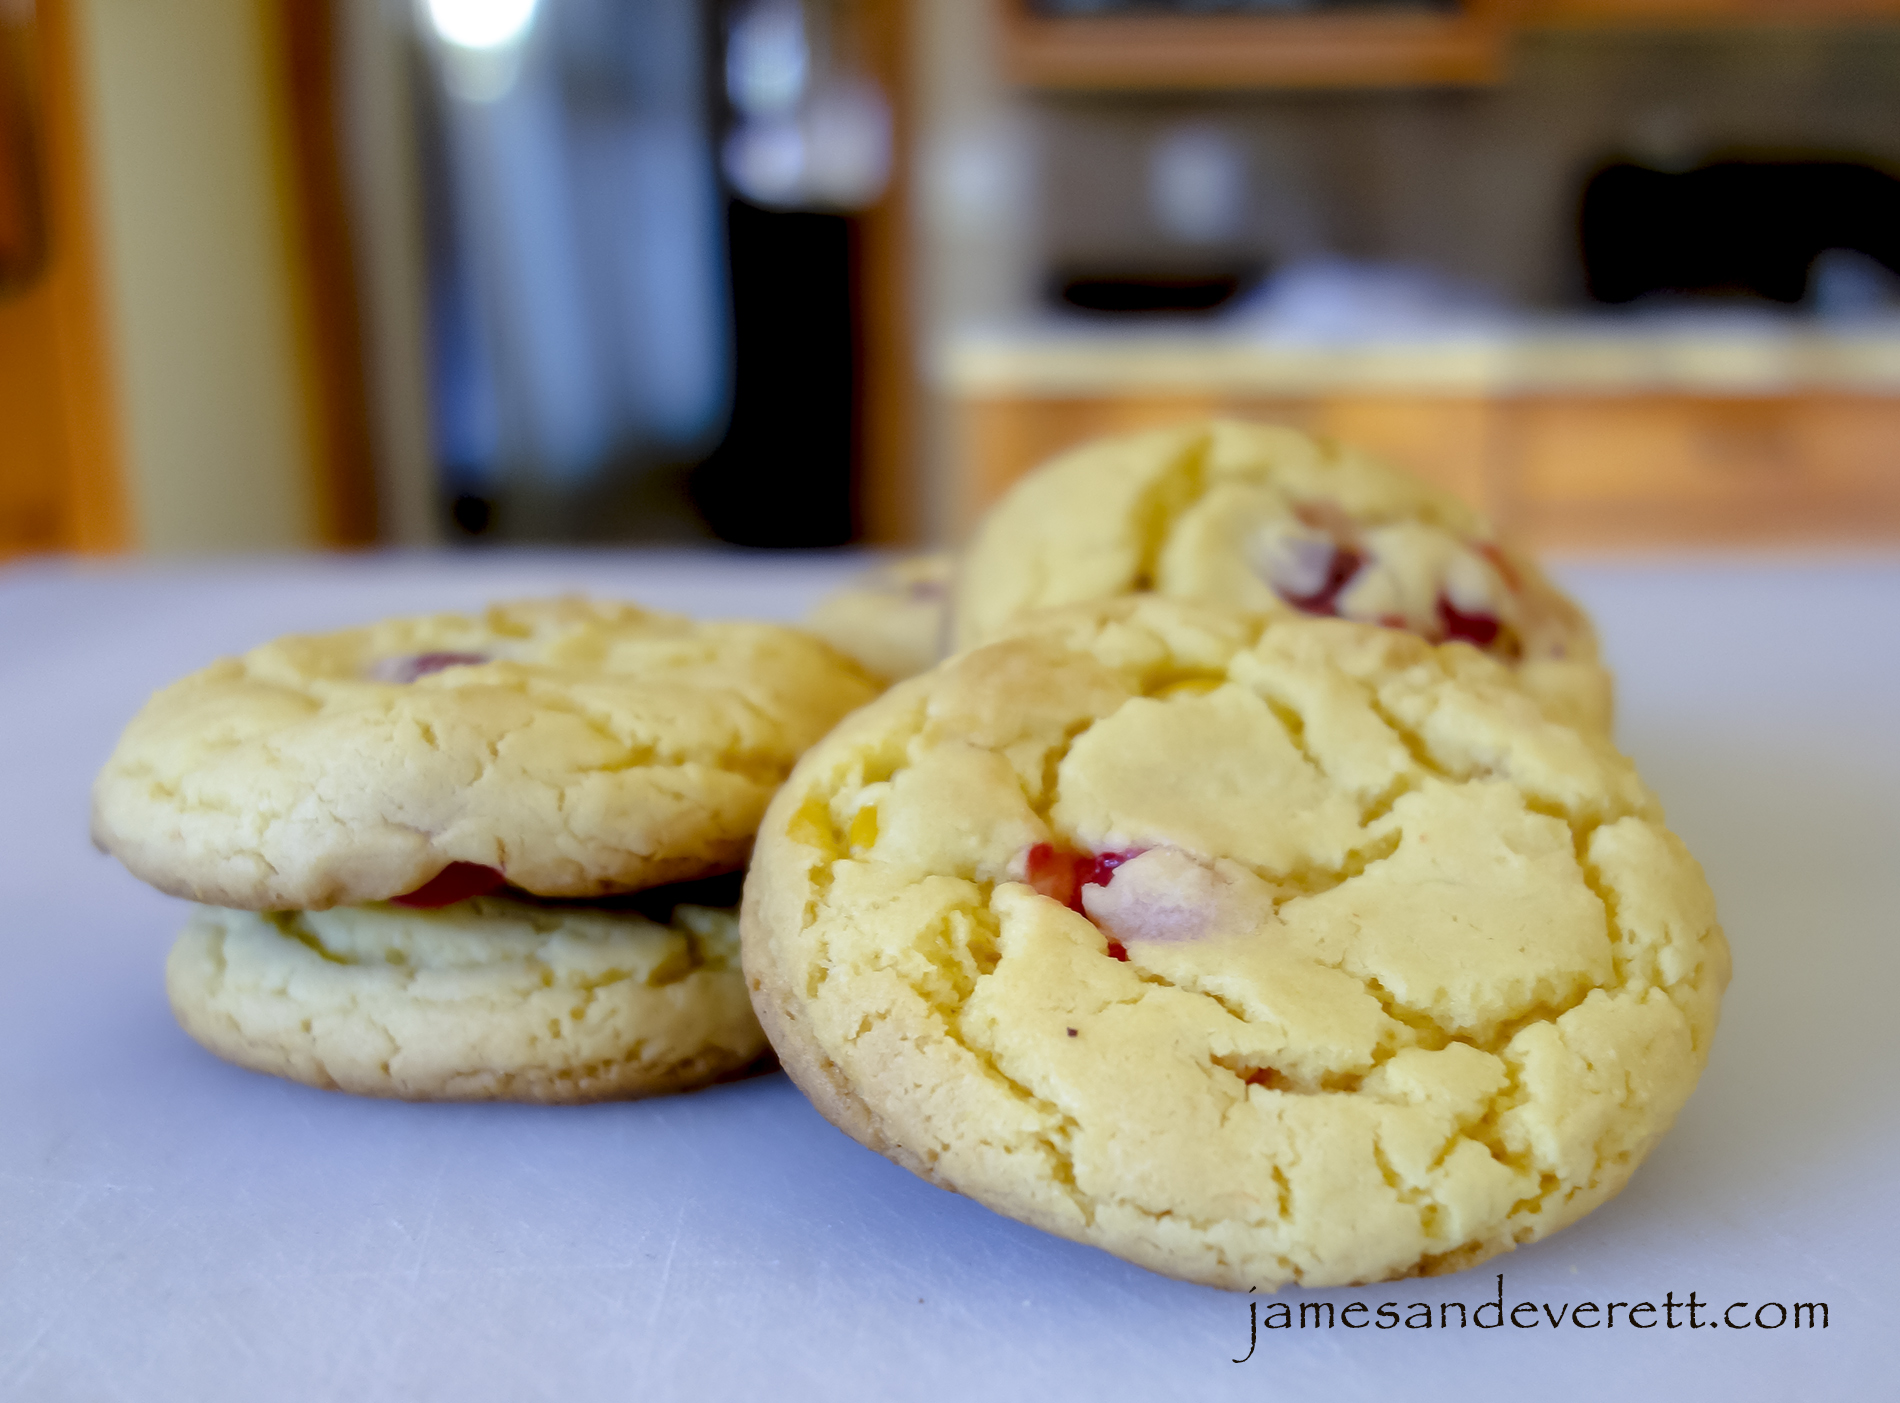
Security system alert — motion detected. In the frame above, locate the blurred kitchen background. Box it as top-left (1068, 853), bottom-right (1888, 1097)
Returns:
top-left (4, 0), bottom-right (1900, 559)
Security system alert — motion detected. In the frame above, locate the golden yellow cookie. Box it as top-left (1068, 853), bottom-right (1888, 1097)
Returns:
top-left (803, 553), bottom-right (954, 683)
top-left (169, 887), bottom-right (764, 1102)
top-left (93, 599), bottom-right (879, 910)
top-left (743, 598), bottom-right (1726, 1290)
top-left (954, 421), bottom-right (1611, 732)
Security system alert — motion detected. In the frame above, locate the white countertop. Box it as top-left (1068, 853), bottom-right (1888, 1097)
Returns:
top-left (3, 548), bottom-right (1895, 1401)
top-left (939, 317), bottom-right (1900, 397)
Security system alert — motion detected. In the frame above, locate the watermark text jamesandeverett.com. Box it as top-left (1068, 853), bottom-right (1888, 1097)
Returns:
top-left (1233, 1274), bottom-right (1829, 1361)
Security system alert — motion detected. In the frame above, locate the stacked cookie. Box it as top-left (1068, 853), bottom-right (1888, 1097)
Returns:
top-left (94, 599), bottom-right (877, 1102)
top-left (751, 420), bottom-right (1728, 1288)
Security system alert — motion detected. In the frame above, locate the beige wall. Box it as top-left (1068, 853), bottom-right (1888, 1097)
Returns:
top-left (911, 0), bottom-right (1040, 543)
top-left (337, 0), bottom-right (437, 547)
top-left (78, 0), bottom-right (318, 553)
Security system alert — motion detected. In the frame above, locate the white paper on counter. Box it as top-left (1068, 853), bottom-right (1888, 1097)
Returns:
top-left (3, 549), bottom-right (1893, 1402)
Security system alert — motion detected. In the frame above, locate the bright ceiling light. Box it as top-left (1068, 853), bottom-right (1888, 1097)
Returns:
top-left (424, 0), bottom-right (538, 51)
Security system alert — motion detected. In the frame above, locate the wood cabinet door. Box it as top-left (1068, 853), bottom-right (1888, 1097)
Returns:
top-left (0, 0), bottom-right (125, 559)
top-left (1501, 395), bottom-right (1900, 549)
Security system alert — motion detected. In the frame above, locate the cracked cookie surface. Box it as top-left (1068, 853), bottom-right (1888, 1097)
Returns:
top-left (94, 599), bottom-right (880, 910)
top-left (170, 895), bottom-right (765, 1102)
top-left (803, 552), bottom-right (955, 684)
top-left (742, 598), bottom-right (1726, 1290)
top-left (953, 420), bottom-right (1612, 733)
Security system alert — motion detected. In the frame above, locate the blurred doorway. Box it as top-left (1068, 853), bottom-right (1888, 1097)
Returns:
top-left (413, 0), bottom-right (907, 548)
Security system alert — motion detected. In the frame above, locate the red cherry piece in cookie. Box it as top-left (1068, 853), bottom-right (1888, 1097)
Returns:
top-left (1024, 844), bottom-right (1141, 959)
top-left (1436, 595), bottom-right (1503, 649)
top-left (369, 652), bottom-right (490, 684)
top-left (411, 651), bottom-right (489, 677)
top-left (1026, 842), bottom-right (1085, 911)
top-left (1278, 546), bottom-right (1364, 619)
top-left (1084, 850), bottom-right (1140, 961)
top-left (390, 861), bottom-right (507, 908)
top-left (1079, 849), bottom-right (1140, 891)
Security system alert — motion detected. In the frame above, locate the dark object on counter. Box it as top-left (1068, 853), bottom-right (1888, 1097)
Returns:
top-left (1055, 267), bottom-right (1263, 314)
top-left (1580, 159), bottom-right (1900, 306)
top-left (449, 494), bottom-right (492, 537)
top-left (690, 200), bottom-right (856, 547)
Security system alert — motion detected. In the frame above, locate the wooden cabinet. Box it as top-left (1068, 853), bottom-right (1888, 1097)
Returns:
top-left (1521, 1), bottom-right (1900, 24)
top-left (995, 0), bottom-right (1516, 91)
top-left (952, 391), bottom-right (1900, 550)
top-left (1503, 395), bottom-right (1900, 548)
top-left (0, 0), bottom-right (127, 559)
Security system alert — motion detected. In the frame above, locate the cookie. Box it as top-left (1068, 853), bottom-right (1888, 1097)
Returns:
top-left (169, 883), bottom-right (764, 1102)
top-left (953, 421), bottom-right (1612, 733)
top-left (742, 597), bottom-right (1727, 1290)
top-left (94, 598), bottom-right (880, 911)
top-left (802, 552), bottom-right (954, 683)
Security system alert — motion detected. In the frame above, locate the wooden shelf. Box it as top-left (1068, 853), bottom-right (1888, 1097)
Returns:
top-left (995, 0), bottom-right (1516, 91)
top-left (994, 1), bottom-right (1900, 93)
